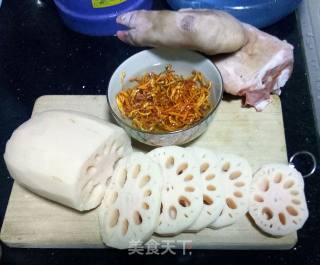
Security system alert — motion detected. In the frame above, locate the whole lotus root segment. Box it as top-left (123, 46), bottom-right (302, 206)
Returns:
top-left (209, 154), bottom-right (252, 229)
top-left (99, 152), bottom-right (163, 249)
top-left (186, 147), bottom-right (225, 231)
top-left (249, 164), bottom-right (308, 236)
top-left (116, 10), bottom-right (247, 55)
top-left (4, 110), bottom-right (132, 211)
top-left (148, 146), bottom-right (203, 235)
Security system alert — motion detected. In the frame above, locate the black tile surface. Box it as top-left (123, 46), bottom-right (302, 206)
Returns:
top-left (0, 1), bottom-right (319, 265)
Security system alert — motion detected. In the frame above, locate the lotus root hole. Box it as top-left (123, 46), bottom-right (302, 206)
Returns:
top-left (207, 185), bottom-right (216, 191)
top-left (262, 207), bottom-right (273, 220)
top-left (286, 206), bottom-right (298, 216)
top-left (273, 173), bottom-right (282, 183)
top-left (259, 179), bottom-right (270, 192)
top-left (205, 174), bottom-right (215, 180)
top-left (185, 186), bottom-right (195, 192)
top-left (279, 212), bottom-right (286, 225)
top-left (144, 190), bottom-right (152, 197)
top-left (109, 209), bottom-right (120, 228)
top-left (122, 219), bottom-right (129, 235)
top-left (132, 164), bottom-right (141, 178)
top-left (160, 203), bottom-right (163, 214)
top-left (284, 180), bottom-right (294, 189)
top-left (179, 196), bottom-right (191, 207)
top-left (86, 166), bottom-right (97, 176)
top-left (292, 199), bottom-right (301, 205)
top-left (109, 191), bottom-right (118, 204)
top-left (254, 194), bottom-right (264, 203)
top-left (176, 163), bottom-right (188, 175)
top-left (118, 169), bottom-right (128, 188)
top-left (184, 174), bottom-right (193, 182)
top-left (222, 162), bottom-right (230, 172)
top-left (139, 175), bottom-right (151, 188)
top-left (203, 195), bottom-right (213, 205)
top-left (229, 171), bottom-right (242, 180)
top-left (142, 202), bottom-right (149, 210)
top-left (200, 163), bottom-right (209, 173)
top-left (235, 181), bottom-right (245, 187)
top-left (169, 206), bottom-right (177, 219)
top-left (290, 190), bottom-right (299, 196)
top-left (226, 198), bottom-right (237, 209)
top-left (233, 191), bottom-right (243, 198)
top-left (133, 211), bottom-right (143, 225)
top-left (165, 156), bottom-right (175, 169)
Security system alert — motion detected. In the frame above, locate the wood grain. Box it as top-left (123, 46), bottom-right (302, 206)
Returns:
top-left (0, 95), bottom-right (297, 249)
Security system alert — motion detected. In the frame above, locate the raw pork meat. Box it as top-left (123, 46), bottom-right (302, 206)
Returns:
top-left (212, 24), bottom-right (293, 110)
top-left (116, 9), bottom-right (247, 55)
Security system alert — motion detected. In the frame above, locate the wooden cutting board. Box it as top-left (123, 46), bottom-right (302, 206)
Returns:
top-left (0, 95), bottom-right (297, 249)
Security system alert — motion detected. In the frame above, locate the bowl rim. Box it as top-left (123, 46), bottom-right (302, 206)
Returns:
top-left (107, 48), bottom-right (223, 136)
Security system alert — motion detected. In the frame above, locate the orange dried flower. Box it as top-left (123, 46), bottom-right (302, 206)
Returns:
top-left (116, 65), bottom-right (213, 132)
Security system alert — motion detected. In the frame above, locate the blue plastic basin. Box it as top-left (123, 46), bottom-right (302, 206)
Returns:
top-left (53, 0), bottom-right (153, 36)
top-left (167, 0), bottom-right (302, 28)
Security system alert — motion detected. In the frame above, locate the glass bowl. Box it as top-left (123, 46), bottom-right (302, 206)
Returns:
top-left (107, 48), bottom-right (223, 146)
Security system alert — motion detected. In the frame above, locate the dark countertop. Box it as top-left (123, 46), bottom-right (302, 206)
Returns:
top-left (0, 1), bottom-right (319, 265)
